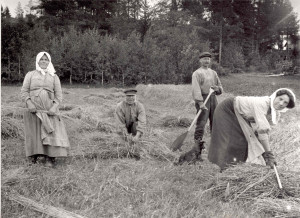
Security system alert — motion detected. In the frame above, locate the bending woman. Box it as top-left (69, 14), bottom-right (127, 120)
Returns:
top-left (208, 88), bottom-right (296, 170)
top-left (20, 52), bottom-right (70, 167)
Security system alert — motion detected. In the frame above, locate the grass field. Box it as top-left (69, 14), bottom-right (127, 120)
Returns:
top-left (1, 73), bottom-right (300, 218)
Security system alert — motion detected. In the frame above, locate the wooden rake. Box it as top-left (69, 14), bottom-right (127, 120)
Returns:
top-left (170, 88), bottom-right (215, 151)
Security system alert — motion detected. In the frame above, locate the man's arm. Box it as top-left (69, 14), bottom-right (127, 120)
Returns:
top-left (192, 72), bottom-right (203, 102)
top-left (115, 102), bottom-right (127, 133)
top-left (213, 71), bottom-right (223, 95)
top-left (136, 103), bottom-right (147, 136)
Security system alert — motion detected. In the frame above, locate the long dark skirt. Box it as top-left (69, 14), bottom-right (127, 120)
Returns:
top-left (208, 97), bottom-right (248, 170)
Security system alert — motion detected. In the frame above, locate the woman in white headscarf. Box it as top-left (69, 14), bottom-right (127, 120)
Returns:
top-left (208, 88), bottom-right (296, 170)
top-left (20, 52), bottom-right (70, 167)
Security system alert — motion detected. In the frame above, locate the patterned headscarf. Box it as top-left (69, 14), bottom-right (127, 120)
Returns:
top-left (36, 52), bottom-right (56, 76)
top-left (270, 88), bottom-right (296, 124)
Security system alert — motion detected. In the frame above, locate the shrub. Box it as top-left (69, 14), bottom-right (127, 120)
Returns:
top-left (222, 42), bottom-right (245, 70)
top-left (211, 61), bottom-right (228, 76)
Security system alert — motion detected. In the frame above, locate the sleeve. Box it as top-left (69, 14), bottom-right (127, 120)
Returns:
top-left (136, 103), bottom-right (147, 134)
top-left (252, 102), bottom-right (271, 141)
top-left (20, 72), bottom-right (32, 103)
top-left (53, 75), bottom-right (63, 104)
top-left (214, 71), bottom-right (223, 95)
top-left (115, 102), bottom-right (126, 129)
top-left (192, 72), bottom-right (203, 101)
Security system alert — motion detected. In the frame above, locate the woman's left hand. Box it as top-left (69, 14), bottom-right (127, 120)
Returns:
top-left (48, 104), bottom-right (58, 116)
top-left (262, 151), bottom-right (277, 168)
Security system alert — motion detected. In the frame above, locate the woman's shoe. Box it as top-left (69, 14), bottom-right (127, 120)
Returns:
top-left (44, 156), bottom-right (55, 167)
top-left (29, 155), bottom-right (38, 164)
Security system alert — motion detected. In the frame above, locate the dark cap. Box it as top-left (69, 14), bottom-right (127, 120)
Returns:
top-left (124, 88), bottom-right (137, 95)
top-left (199, 52), bottom-right (212, 59)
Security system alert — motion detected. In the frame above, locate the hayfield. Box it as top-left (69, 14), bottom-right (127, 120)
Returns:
top-left (1, 73), bottom-right (300, 218)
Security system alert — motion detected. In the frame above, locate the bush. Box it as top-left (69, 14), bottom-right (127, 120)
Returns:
top-left (222, 42), bottom-right (245, 70)
top-left (211, 61), bottom-right (228, 76)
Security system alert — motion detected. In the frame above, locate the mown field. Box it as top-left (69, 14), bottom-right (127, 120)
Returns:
top-left (1, 73), bottom-right (300, 218)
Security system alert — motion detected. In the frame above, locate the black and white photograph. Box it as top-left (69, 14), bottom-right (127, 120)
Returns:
top-left (1, 0), bottom-right (300, 217)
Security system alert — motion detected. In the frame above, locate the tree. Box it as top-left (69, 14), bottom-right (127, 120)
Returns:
top-left (25, 0), bottom-right (34, 15)
top-left (137, 0), bottom-right (153, 41)
top-left (2, 6), bottom-right (11, 19)
top-left (204, 0), bottom-right (238, 64)
top-left (15, 1), bottom-right (24, 18)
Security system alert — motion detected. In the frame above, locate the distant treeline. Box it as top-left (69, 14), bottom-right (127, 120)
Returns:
top-left (1, 0), bottom-right (299, 85)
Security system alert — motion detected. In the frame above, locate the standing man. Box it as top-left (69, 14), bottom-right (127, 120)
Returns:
top-left (115, 88), bottom-right (146, 143)
top-left (178, 52), bottom-right (223, 164)
top-left (192, 52), bottom-right (223, 154)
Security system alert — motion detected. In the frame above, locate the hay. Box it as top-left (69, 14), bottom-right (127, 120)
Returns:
top-left (162, 116), bottom-right (178, 127)
top-left (96, 121), bottom-right (114, 133)
top-left (63, 108), bottom-right (83, 119)
top-left (71, 128), bottom-right (176, 162)
top-left (178, 117), bottom-right (192, 127)
top-left (251, 198), bottom-right (300, 218)
top-left (82, 93), bottom-right (112, 105)
top-left (203, 164), bottom-right (300, 202)
top-left (161, 116), bottom-right (192, 128)
top-left (136, 84), bottom-right (193, 109)
top-left (109, 87), bottom-right (124, 93)
top-left (271, 119), bottom-right (300, 171)
top-left (1, 116), bottom-right (24, 139)
top-left (109, 92), bottom-right (125, 98)
top-left (2, 106), bottom-right (25, 119)
top-left (59, 104), bottom-right (77, 111)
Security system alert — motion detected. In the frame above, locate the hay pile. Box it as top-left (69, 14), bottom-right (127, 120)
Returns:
top-left (204, 164), bottom-right (300, 200)
top-left (161, 116), bottom-right (192, 128)
top-left (252, 198), bottom-right (300, 217)
top-left (70, 126), bottom-right (176, 162)
top-left (203, 164), bottom-right (300, 217)
top-left (1, 116), bottom-right (24, 139)
top-left (138, 130), bottom-right (176, 161)
top-left (59, 104), bottom-right (77, 111)
top-left (271, 118), bottom-right (300, 171)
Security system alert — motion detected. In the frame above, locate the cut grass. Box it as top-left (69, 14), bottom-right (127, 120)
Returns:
top-left (1, 73), bottom-right (299, 217)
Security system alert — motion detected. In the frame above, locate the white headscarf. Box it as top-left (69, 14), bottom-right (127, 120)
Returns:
top-left (36, 51), bottom-right (56, 76)
top-left (269, 88), bottom-right (296, 124)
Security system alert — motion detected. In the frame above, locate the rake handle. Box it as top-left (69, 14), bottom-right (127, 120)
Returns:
top-left (188, 88), bottom-right (215, 132)
top-left (273, 165), bottom-right (283, 189)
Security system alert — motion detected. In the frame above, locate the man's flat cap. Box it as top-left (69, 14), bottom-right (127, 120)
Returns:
top-left (199, 52), bottom-right (212, 59)
top-left (124, 88), bottom-right (137, 95)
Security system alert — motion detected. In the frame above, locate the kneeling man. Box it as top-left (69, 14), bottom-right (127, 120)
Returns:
top-left (115, 88), bottom-right (146, 142)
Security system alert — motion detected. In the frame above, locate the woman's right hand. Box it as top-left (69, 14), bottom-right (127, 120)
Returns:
top-left (27, 100), bottom-right (37, 113)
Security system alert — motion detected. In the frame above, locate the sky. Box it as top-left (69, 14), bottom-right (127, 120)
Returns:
top-left (1, 0), bottom-right (300, 20)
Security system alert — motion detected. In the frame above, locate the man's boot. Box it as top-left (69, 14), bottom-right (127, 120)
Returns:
top-left (194, 140), bottom-right (205, 161)
top-left (176, 140), bottom-right (205, 165)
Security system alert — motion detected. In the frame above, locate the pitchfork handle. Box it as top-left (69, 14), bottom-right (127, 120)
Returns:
top-left (274, 165), bottom-right (283, 189)
top-left (188, 88), bottom-right (214, 132)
